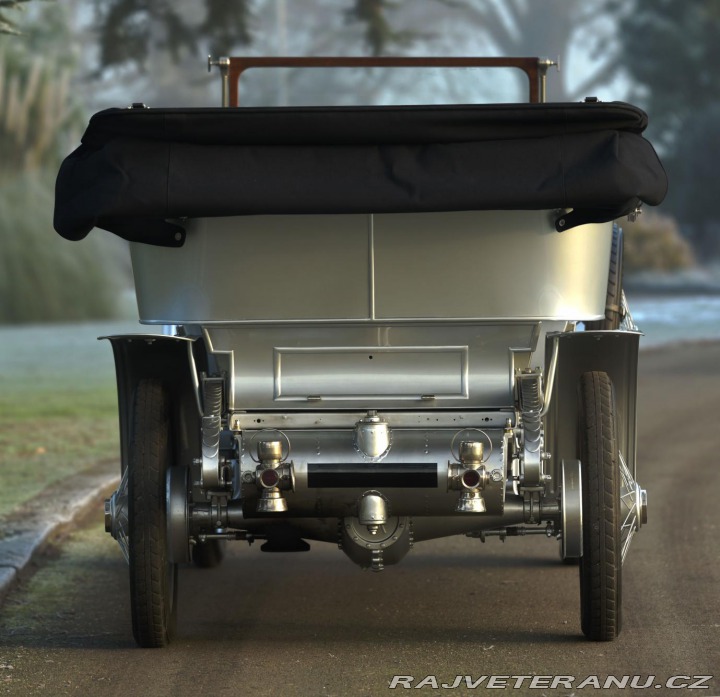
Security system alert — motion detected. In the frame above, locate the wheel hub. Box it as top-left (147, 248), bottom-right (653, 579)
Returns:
top-left (560, 459), bottom-right (583, 559)
top-left (104, 468), bottom-right (129, 563)
top-left (166, 466), bottom-right (191, 564)
top-left (619, 452), bottom-right (647, 564)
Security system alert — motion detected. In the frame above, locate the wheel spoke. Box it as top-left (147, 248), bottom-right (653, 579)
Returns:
top-left (621, 527), bottom-right (635, 564)
top-left (115, 468), bottom-right (130, 564)
top-left (106, 467), bottom-right (130, 563)
top-left (617, 451), bottom-right (644, 565)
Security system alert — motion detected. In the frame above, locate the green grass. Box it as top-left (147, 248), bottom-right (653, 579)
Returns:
top-left (0, 378), bottom-right (119, 518)
top-left (0, 415), bottom-right (118, 518)
top-left (0, 321), bottom-right (154, 519)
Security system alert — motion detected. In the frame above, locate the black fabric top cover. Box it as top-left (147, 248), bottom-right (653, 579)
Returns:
top-left (54, 102), bottom-right (667, 247)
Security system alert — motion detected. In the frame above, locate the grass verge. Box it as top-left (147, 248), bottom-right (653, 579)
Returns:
top-left (0, 322), bottom-right (144, 519)
top-left (0, 387), bottom-right (119, 519)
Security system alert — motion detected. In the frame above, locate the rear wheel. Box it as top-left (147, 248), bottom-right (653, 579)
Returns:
top-left (128, 379), bottom-right (178, 648)
top-left (578, 371), bottom-right (622, 641)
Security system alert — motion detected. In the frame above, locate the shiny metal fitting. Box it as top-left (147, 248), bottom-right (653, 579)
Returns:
top-left (456, 490), bottom-right (487, 513)
top-left (104, 468), bottom-right (129, 562)
top-left (256, 439), bottom-right (289, 513)
top-left (459, 440), bottom-right (484, 466)
top-left (104, 498), bottom-right (113, 533)
top-left (257, 440), bottom-right (283, 466)
top-left (257, 489), bottom-right (288, 514)
top-left (640, 488), bottom-right (648, 526)
top-left (450, 440), bottom-right (490, 513)
top-left (358, 491), bottom-right (388, 534)
top-left (354, 411), bottom-right (391, 460)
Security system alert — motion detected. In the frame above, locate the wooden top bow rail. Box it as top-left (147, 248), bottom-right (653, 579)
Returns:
top-left (207, 56), bottom-right (557, 107)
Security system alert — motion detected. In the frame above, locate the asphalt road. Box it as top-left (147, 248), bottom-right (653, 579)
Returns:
top-left (1, 342), bottom-right (719, 697)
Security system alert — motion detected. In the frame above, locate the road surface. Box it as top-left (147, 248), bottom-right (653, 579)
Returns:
top-left (1, 342), bottom-right (719, 696)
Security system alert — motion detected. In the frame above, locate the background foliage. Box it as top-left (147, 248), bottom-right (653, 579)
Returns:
top-left (1, 0), bottom-right (717, 325)
top-left (0, 171), bottom-right (127, 323)
top-left (616, 0), bottom-right (720, 259)
top-left (1, 3), bottom-right (126, 323)
top-left (0, 0), bottom-right (33, 36)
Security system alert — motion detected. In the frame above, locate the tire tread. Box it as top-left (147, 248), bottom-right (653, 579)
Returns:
top-left (129, 378), bottom-right (176, 648)
top-left (579, 371), bottom-right (622, 641)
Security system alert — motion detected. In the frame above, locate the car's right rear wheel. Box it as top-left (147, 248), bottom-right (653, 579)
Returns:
top-left (578, 371), bottom-right (622, 641)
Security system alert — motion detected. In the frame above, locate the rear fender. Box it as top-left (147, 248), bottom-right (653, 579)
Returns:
top-left (102, 334), bottom-right (205, 472)
top-left (545, 330), bottom-right (641, 490)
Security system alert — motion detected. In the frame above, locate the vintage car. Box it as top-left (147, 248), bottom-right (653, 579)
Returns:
top-left (54, 57), bottom-right (667, 647)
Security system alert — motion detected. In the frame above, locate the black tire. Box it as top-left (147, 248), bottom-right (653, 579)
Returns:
top-left (128, 379), bottom-right (178, 648)
top-left (191, 539), bottom-right (225, 568)
top-left (578, 371), bottom-right (622, 641)
top-left (586, 225), bottom-right (624, 330)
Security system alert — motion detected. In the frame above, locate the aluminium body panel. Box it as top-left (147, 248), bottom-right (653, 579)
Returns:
top-left (131, 214), bottom-right (371, 322)
top-left (200, 321), bottom-right (556, 410)
top-left (130, 211), bottom-right (612, 324)
top-left (372, 211), bottom-right (612, 320)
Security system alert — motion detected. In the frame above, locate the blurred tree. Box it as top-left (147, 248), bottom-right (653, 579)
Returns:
top-left (0, 4), bottom-right (126, 323)
top-left (345, 0), bottom-right (427, 56)
top-left (614, 0), bottom-right (720, 150)
top-left (87, 0), bottom-right (452, 107)
top-left (0, 171), bottom-right (128, 323)
top-left (87, 0), bottom-right (629, 106)
top-left (91, 0), bottom-right (428, 71)
top-left (92, 0), bottom-right (252, 75)
top-left (669, 104), bottom-right (720, 257)
top-left (0, 0), bottom-right (35, 36)
top-left (0, 3), bottom-right (84, 175)
top-left (201, 0), bottom-right (253, 55)
top-left (623, 211), bottom-right (695, 272)
top-left (614, 0), bottom-right (720, 257)
top-left (448, 0), bottom-right (622, 101)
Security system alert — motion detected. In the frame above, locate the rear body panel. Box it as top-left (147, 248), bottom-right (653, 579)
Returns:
top-left (131, 211), bottom-right (612, 323)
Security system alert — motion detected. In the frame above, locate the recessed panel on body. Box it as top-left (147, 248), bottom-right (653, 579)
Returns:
top-left (274, 346), bottom-right (468, 400)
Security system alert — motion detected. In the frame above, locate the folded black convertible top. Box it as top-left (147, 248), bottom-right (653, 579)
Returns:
top-left (54, 101), bottom-right (667, 247)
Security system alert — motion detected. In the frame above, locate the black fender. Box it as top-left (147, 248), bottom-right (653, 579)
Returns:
top-left (102, 334), bottom-right (206, 473)
top-left (544, 330), bottom-right (641, 490)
